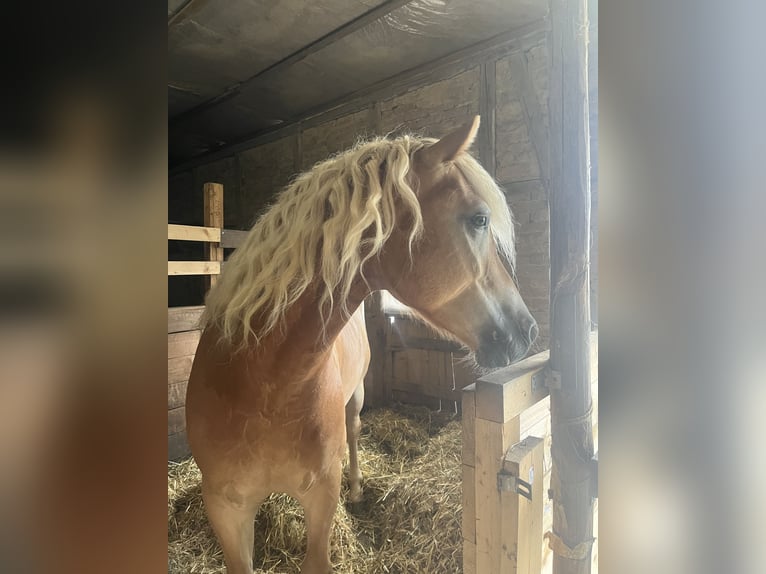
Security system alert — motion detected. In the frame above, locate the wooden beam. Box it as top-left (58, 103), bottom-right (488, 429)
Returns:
top-left (167, 0), bottom-right (206, 27)
top-left (169, 19), bottom-right (549, 175)
top-left (548, 0), bottom-right (595, 572)
top-left (478, 60), bottom-right (497, 177)
top-left (474, 350), bottom-right (550, 423)
top-left (168, 261), bottom-right (221, 276)
top-left (168, 356), bottom-right (194, 386)
top-left (168, 406), bottom-right (186, 435)
top-left (168, 330), bottom-right (201, 359)
top-left (203, 182), bottom-right (224, 290)
top-left (363, 292), bottom-right (389, 407)
top-left (168, 380), bottom-right (189, 410)
top-left (168, 430), bottom-right (190, 461)
top-left (167, 223), bottom-right (221, 242)
top-left (462, 384), bottom-right (477, 465)
top-left (462, 384), bottom-right (477, 573)
top-left (507, 51), bottom-right (550, 182)
top-left (474, 416), bottom-right (520, 573)
top-left (168, 306), bottom-right (205, 333)
top-left (169, 0), bottom-right (415, 126)
top-left (500, 436), bottom-right (545, 574)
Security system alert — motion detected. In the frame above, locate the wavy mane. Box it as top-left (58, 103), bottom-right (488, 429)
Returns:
top-left (200, 133), bottom-right (515, 349)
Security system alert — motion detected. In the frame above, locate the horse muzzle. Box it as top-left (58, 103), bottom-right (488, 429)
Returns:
top-left (475, 318), bottom-right (538, 369)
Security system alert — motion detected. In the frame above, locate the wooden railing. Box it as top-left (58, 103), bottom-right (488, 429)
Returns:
top-left (167, 182), bottom-right (248, 460)
top-left (167, 183), bottom-right (248, 278)
top-left (462, 331), bottom-right (598, 574)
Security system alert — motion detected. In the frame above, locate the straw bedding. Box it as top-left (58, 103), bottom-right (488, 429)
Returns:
top-left (168, 405), bottom-right (463, 573)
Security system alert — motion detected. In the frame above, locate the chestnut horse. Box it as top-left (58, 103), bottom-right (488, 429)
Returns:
top-left (186, 116), bottom-right (537, 574)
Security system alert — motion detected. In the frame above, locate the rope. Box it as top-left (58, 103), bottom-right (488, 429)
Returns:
top-left (545, 530), bottom-right (595, 561)
top-left (551, 401), bottom-right (594, 428)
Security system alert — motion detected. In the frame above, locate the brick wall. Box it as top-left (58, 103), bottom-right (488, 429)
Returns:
top-left (495, 39), bottom-right (551, 348)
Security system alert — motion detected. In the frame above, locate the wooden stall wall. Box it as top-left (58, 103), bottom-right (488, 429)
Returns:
top-left (168, 306), bottom-right (204, 460)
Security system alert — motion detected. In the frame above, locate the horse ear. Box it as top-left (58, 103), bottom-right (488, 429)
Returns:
top-left (420, 116), bottom-right (481, 165)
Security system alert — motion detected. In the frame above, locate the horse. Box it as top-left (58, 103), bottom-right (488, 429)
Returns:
top-left (185, 116), bottom-right (538, 574)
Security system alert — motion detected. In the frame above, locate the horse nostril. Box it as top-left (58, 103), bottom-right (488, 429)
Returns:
top-left (528, 321), bottom-right (539, 344)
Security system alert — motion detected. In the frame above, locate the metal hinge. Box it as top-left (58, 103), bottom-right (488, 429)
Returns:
top-left (532, 364), bottom-right (562, 391)
top-left (497, 471), bottom-right (533, 501)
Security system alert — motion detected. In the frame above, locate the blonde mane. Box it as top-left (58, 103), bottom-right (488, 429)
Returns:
top-left (200, 133), bottom-right (515, 348)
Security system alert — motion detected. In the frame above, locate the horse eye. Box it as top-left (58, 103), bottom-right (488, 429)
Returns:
top-left (471, 214), bottom-right (489, 229)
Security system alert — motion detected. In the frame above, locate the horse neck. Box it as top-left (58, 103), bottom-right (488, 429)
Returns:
top-left (251, 278), bottom-right (369, 380)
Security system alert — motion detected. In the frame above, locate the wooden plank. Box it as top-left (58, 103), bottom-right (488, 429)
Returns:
top-left (169, 0), bottom-right (415, 126)
top-left (363, 292), bottom-right (388, 407)
top-left (475, 350), bottom-right (550, 423)
top-left (548, 0), bottom-right (595, 570)
top-left (220, 228), bottom-right (249, 249)
top-left (462, 384), bottom-right (476, 465)
top-left (168, 430), bottom-right (190, 461)
top-left (168, 330), bottom-right (201, 359)
top-left (168, 305), bottom-right (205, 333)
top-left (168, 406), bottom-right (186, 435)
top-left (168, 380), bottom-right (188, 410)
top-left (167, 223), bottom-right (221, 242)
top-left (168, 261), bottom-right (221, 276)
top-left (478, 59), bottom-right (497, 178)
top-left (500, 436), bottom-right (545, 574)
top-left (474, 416), bottom-right (520, 574)
top-left (462, 464), bottom-right (477, 543)
top-left (463, 539), bottom-right (477, 574)
top-left (168, 356), bottom-right (194, 385)
top-left (204, 182), bottom-right (224, 290)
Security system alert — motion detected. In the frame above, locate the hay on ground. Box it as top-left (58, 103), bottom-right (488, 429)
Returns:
top-left (168, 405), bottom-right (464, 574)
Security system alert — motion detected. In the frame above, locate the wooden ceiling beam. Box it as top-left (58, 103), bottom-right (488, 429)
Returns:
top-left (169, 0), bottom-right (415, 126)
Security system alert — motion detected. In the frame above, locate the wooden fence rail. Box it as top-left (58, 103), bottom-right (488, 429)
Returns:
top-left (167, 183), bottom-right (247, 277)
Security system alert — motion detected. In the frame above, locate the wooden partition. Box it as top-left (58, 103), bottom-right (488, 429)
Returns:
top-left (462, 331), bottom-right (598, 574)
top-left (168, 306), bottom-right (204, 459)
top-left (167, 182), bottom-right (248, 460)
top-left (363, 293), bottom-right (477, 410)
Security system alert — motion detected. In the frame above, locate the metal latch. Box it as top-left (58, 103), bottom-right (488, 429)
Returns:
top-left (497, 471), bottom-right (533, 501)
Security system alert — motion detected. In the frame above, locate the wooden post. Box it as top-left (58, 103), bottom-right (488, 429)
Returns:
top-left (462, 384), bottom-right (477, 574)
top-left (203, 182), bottom-right (224, 291)
top-left (478, 59), bottom-right (497, 178)
top-left (501, 436), bottom-right (545, 574)
top-left (363, 292), bottom-right (389, 407)
top-left (548, 0), bottom-right (595, 572)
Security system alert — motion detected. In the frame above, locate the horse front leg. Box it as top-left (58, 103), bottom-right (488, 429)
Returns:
top-left (297, 462), bottom-right (342, 574)
top-left (344, 382), bottom-right (364, 503)
top-left (202, 480), bottom-right (267, 574)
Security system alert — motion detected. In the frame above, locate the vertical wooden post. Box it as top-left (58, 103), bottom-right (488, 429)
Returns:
top-left (461, 384), bottom-right (477, 574)
top-left (363, 291), bottom-right (388, 407)
top-left (501, 436), bottom-right (545, 574)
top-left (203, 182), bottom-right (224, 291)
top-left (474, 383), bottom-right (521, 574)
top-left (548, 0), bottom-right (595, 572)
top-left (479, 60), bottom-right (497, 178)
